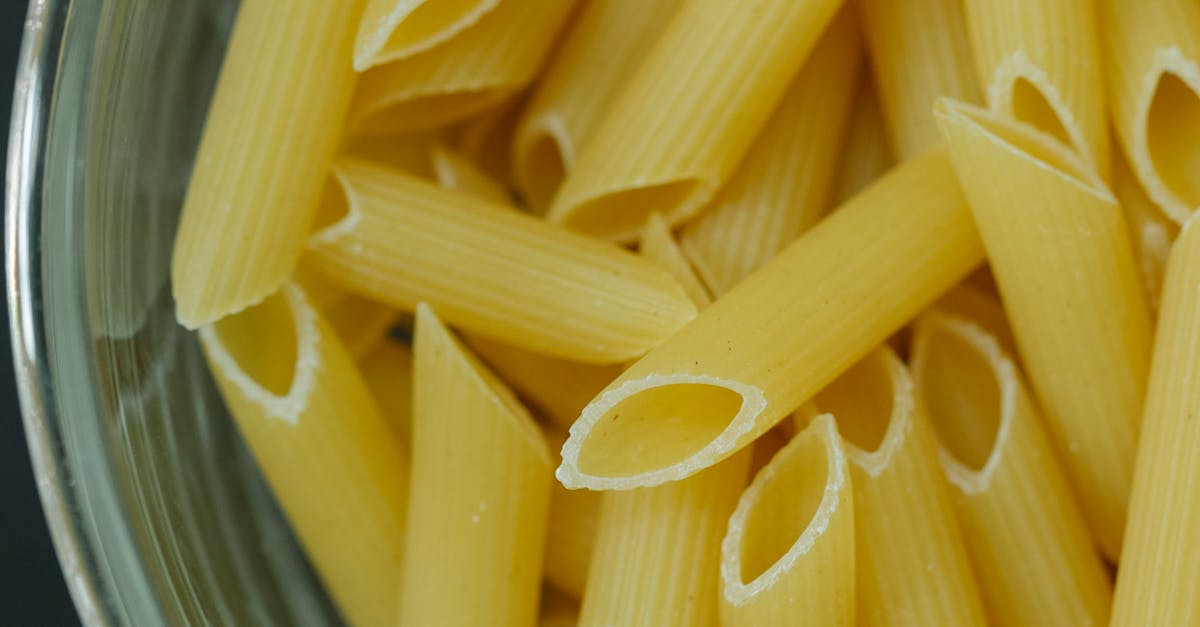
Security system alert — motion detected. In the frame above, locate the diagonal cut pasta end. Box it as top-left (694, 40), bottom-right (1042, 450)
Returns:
top-left (719, 414), bottom-right (854, 622)
top-left (353, 0), bottom-right (502, 71)
top-left (1131, 47), bottom-right (1200, 224)
top-left (811, 348), bottom-right (912, 477)
top-left (910, 310), bottom-right (1013, 494)
top-left (513, 113), bottom-right (574, 213)
top-left (934, 98), bottom-right (1113, 203)
top-left (555, 374), bottom-right (767, 490)
top-left (199, 283), bottom-right (319, 425)
top-left (548, 177), bottom-right (716, 244)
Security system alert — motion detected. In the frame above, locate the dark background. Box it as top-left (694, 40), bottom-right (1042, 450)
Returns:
top-left (2, 0), bottom-right (82, 624)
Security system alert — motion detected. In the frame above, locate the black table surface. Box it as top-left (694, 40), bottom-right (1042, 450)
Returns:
top-left (2, 1), bottom-right (82, 624)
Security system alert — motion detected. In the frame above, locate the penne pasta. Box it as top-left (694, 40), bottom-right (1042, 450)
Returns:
top-left (1113, 148), bottom-right (1179, 313)
top-left (322, 292), bottom-right (399, 361)
top-left (936, 99), bottom-right (1152, 558)
top-left (579, 453), bottom-right (750, 627)
top-left (348, 0), bottom-right (574, 135)
top-left (639, 213), bottom-right (712, 309)
top-left (831, 76), bottom-right (894, 205)
top-left (199, 284), bottom-right (408, 627)
top-left (172, 0), bottom-right (363, 329)
top-left (557, 149), bottom-right (982, 490)
top-left (573, 213), bottom-right (735, 626)
top-left (679, 9), bottom-right (861, 296)
top-left (1099, 0), bottom-right (1200, 225)
top-left (512, 0), bottom-right (682, 211)
top-left (354, 0), bottom-right (500, 70)
top-left (431, 142), bottom-right (512, 205)
top-left (1111, 216), bottom-right (1200, 626)
top-left (962, 0), bottom-right (1108, 174)
top-left (546, 0), bottom-right (845, 242)
top-left (811, 348), bottom-right (987, 627)
top-left (857, 0), bottom-right (981, 159)
top-left (720, 415), bottom-right (854, 626)
top-left (358, 339), bottom-right (414, 451)
top-left (543, 471), bottom-right (603, 599)
top-left (910, 311), bottom-right (1112, 627)
top-left (305, 158), bottom-right (697, 364)
top-left (402, 303), bottom-right (553, 626)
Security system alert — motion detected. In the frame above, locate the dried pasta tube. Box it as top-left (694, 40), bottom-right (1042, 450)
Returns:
top-left (911, 311), bottom-right (1112, 627)
top-left (1111, 216), bottom-right (1200, 626)
top-left (401, 304), bottom-right (553, 626)
top-left (1099, 0), bottom-right (1200, 225)
top-left (936, 99), bottom-right (1152, 558)
top-left (719, 415), bottom-right (855, 626)
top-left (811, 348), bottom-right (987, 627)
top-left (172, 0), bottom-right (363, 328)
top-left (557, 149), bottom-right (981, 490)
top-left (546, 0), bottom-right (845, 242)
top-left (199, 284), bottom-right (408, 627)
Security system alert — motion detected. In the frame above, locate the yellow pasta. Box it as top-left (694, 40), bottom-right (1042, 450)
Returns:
top-left (512, 0), bottom-right (682, 211)
top-left (172, 1), bottom-right (363, 329)
top-left (198, 284), bottom-right (407, 627)
top-left (546, 0), bottom-right (845, 242)
top-left (639, 213), bottom-right (712, 309)
top-left (720, 415), bottom-right (854, 626)
top-left (962, 0), bottom-right (1108, 174)
top-left (455, 92), bottom-right (526, 184)
top-left (857, 0), bottom-right (982, 159)
top-left (358, 339), bottom-right (414, 450)
top-left (831, 77), bottom-right (894, 205)
top-left (679, 9), bottom-right (861, 296)
top-left (402, 303), bottom-right (552, 626)
top-left (573, 213), bottom-right (737, 626)
top-left (354, 0), bottom-right (500, 69)
top-left (467, 337), bottom-right (622, 432)
top-left (579, 453), bottom-right (749, 627)
top-left (305, 158), bottom-right (697, 364)
top-left (543, 469), bottom-right (603, 599)
top-left (810, 348), bottom-right (987, 627)
top-left (936, 99), bottom-right (1152, 558)
top-left (1114, 148), bottom-right (1179, 313)
top-left (431, 142), bottom-right (512, 205)
top-left (348, 0), bottom-right (574, 135)
top-left (1111, 216), bottom-right (1200, 626)
top-left (1099, 0), bottom-right (1200, 225)
top-left (910, 311), bottom-right (1112, 627)
top-left (557, 149), bottom-right (982, 490)
top-left (932, 282), bottom-right (1017, 357)
top-left (343, 131), bottom-right (439, 179)
top-left (322, 293), bottom-right (399, 361)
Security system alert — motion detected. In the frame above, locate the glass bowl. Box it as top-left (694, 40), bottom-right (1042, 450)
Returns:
top-left (8, 1), bottom-right (342, 624)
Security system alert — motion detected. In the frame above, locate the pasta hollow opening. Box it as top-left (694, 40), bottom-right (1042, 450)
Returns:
top-left (939, 100), bottom-right (1096, 189)
top-left (559, 180), bottom-right (701, 238)
top-left (914, 324), bottom-right (1000, 472)
top-left (574, 382), bottom-right (745, 478)
top-left (520, 133), bottom-right (567, 209)
top-left (1146, 72), bottom-right (1200, 210)
top-left (211, 292), bottom-right (298, 396)
top-left (736, 434), bottom-right (829, 584)
top-left (812, 352), bottom-right (893, 454)
top-left (1010, 77), bottom-right (1072, 148)
top-left (311, 176), bottom-right (351, 235)
top-left (355, 90), bottom-right (507, 136)
top-left (367, 0), bottom-right (491, 64)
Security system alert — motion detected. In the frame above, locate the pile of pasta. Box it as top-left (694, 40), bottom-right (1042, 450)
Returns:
top-left (172, 0), bottom-right (1200, 625)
